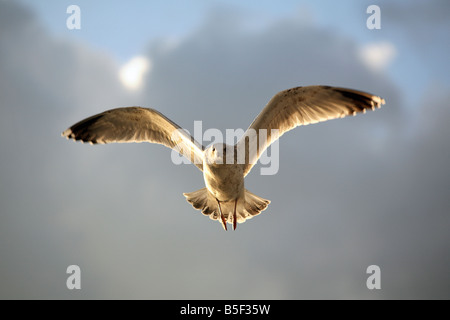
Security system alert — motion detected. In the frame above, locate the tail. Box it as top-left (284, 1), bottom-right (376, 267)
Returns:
top-left (183, 188), bottom-right (270, 230)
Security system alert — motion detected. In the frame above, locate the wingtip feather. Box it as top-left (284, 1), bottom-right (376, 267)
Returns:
top-left (61, 128), bottom-right (72, 138)
top-left (373, 95), bottom-right (385, 107)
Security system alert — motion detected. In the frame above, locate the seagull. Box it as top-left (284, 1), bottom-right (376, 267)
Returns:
top-left (62, 85), bottom-right (385, 230)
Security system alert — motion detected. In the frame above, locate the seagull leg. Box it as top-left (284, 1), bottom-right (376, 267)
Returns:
top-left (233, 199), bottom-right (237, 230)
top-left (217, 199), bottom-right (227, 231)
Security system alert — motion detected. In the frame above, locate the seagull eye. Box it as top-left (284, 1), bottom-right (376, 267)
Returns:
top-left (212, 147), bottom-right (216, 152)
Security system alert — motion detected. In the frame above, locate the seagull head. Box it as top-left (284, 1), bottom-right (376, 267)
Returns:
top-left (205, 143), bottom-right (234, 165)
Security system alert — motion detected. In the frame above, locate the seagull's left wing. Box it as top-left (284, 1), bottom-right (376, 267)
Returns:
top-left (62, 107), bottom-right (205, 171)
top-left (237, 86), bottom-right (385, 177)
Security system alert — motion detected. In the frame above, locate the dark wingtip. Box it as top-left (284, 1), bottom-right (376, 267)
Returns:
top-left (61, 113), bottom-right (105, 144)
top-left (333, 88), bottom-right (385, 114)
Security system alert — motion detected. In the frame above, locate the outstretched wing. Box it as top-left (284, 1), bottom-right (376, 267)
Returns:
top-left (62, 107), bottom-right (205, 171)
top-left (237, 86), bottom-right (385, 177)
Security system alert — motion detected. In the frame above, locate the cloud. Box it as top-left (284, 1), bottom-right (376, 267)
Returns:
top-left (358, 42), bottom-right (397, 72)
top-left (119, 56), bottom-right (151, 90)
top-left (0, 1), bottom-right (132, 298)
top-left (381, 0), bottom-right (450, 81)
top-left (382, 0), bottom-right (450, 27)
top-left (0, 1), bottom-right (449, 299)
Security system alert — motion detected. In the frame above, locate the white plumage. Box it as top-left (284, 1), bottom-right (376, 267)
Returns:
top-left (62, 85), bottom-right (385, 230)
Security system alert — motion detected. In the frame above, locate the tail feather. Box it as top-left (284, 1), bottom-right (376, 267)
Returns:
top-left (183, 188), bottom-right (219, 219)
top-left (183, 188), bottom-right (270, 229)
top-left (243, 189), bottom-right (270, 217)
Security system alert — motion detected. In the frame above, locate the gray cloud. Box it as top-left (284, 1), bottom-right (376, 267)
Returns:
top-left (0, 1), bottom-right (449, 299)
top-left (380, 0), bottom-right (450, 81)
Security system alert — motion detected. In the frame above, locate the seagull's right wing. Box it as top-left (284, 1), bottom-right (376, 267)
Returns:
top-left (237, 86), bottom-right (385, 177)
top-left (62, 107), bottom-right (205, 171)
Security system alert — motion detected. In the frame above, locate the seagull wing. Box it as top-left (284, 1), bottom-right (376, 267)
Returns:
top-left (237, 86), bottom-right (385, 177)
top-left (62, 107), bottom-right (205, 171)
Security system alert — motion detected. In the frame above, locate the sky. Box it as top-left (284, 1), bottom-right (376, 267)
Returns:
top-left (0, 0), bottom-right (449, 299)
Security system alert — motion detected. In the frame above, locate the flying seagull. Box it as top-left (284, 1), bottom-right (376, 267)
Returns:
top-left (62, 85), bottom-right (385, 230)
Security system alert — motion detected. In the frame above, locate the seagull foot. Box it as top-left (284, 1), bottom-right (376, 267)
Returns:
top-left (217, 200), bottom-right (227, 231)
top-left (233, 199), bottom-right (237, 230)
